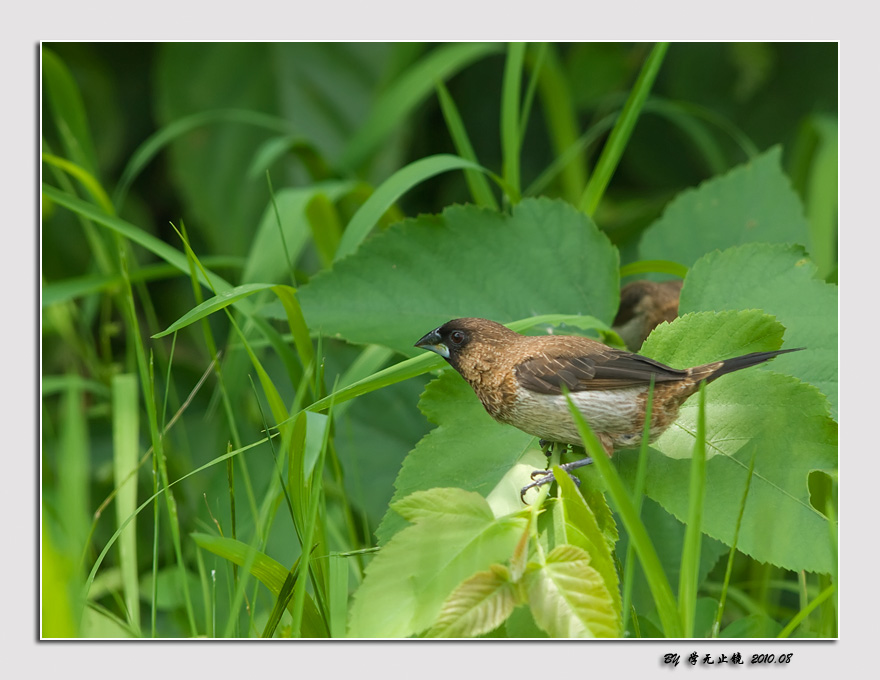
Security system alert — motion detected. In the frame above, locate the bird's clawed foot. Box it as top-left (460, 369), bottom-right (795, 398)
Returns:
top-left (519, 456), bottom-right (595, 503)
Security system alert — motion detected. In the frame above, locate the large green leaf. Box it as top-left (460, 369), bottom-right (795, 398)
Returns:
top-left (679, 243), bottom-right (837, 418)
top-left (638, 146), bottom-right (810, 267)
top-left (631, 310), bottom-right (837, 575)
top-left (296, 197), bottom-right (619, 355)
top-left (347, 488), bottom-right (527, 637)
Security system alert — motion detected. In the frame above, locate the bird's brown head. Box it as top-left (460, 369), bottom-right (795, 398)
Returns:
top-left (414, 317), bottom-right (518, 373)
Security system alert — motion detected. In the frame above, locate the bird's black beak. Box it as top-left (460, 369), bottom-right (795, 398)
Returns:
top-left (414, 328), bottom-right (450, 359)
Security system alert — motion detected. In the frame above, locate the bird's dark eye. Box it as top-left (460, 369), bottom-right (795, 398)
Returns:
top-left (449, 330), bottom-right (465, 345)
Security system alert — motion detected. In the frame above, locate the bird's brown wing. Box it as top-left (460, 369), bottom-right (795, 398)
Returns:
top-left (515, 350), bottom-right (688, 393)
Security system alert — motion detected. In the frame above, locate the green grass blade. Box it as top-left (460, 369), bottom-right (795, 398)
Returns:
top-left (333, 154), bottom-right (494, 262)
top-left (43, 184), bottom-right (240, 300)
top-left (339, 42), bottom-right (503, 171)
top-left (534, 44), bottom-right (587, 204)
top-left (500, 42), bottom-right (526, 203)
top-left (192, 534), bottom-right (327, 637)
top-left (42, 153), bottom-right (115, 215)
top-left (621, 377), bottom-right (654, 636)
top-left (524, 111), bottom-right (616, 198)
top-left (562, 388), bottom-right (683, 638)
top-left (42, 47), bottom-right (99, 176)
top-left (152, 283), bottom-right (278, 338)
top-left (112, 109), bottom-right (293, 208)
top-left (435, 81), bottom-right (499, 210)
top-left (679, 382), bottom-right (707, 637)
top-left (777, 583), bottom-right (836, 638)
top-left (711, 448), bottom-right (758, 637)
top-left (118, 249), bottom-right (198, 635)
top-left (111, 374), bottom-right (141, 632)
top-left (305, 193), bottom-right (344, 269)
top-left (579, 42), bottom-right (669, 216)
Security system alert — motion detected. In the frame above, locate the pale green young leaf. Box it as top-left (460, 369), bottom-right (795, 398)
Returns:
top-left (427, 564), bottom-right (518, 638)
top-left (526, 545), bottom-right (619, 638)
top-left (348, 489), bottom-right (527, 638)
top-left (550, 469), bottom-right (621, 620)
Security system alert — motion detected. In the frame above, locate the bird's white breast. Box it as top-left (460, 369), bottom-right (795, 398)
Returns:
top-left (504, 384), bottom-right (648, 447)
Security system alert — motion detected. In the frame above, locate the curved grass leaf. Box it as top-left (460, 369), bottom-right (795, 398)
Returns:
top-left (435, 81), bottom-right (499, 210)
top-left (43, 184), bottom-right (240, 300)
top-left (42, 47), bottom-right (99, 176)
top-left (562, 392), bottom-right (682, 638)
top-left (580, 42), bottom-right (669, 215)
top-left (338, 42), bottom-right (503, 171)
top-left (347, 488), bottom-right (527, 637)
top-left (113, 108), bottom-right (293, 208)
top-left (152, 283), bottom-right (279, 338)
top-left (501, 43), bottom-right (526, 202)
top-left (333, 154), bottom-right (493, 262)
top-left (42, 153), bottom-right (114, 215)
top-left (191, 533), bottom-right (326, 637)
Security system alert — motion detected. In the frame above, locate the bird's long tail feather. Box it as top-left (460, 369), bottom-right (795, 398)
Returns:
top-left (706, 347), bottom-right (804, 382)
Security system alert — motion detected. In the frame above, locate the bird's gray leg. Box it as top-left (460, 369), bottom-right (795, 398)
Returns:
top-left (520, 454), bottom-right (594, 503)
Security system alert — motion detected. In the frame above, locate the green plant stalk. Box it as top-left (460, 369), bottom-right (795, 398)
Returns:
top-left (42, 153), bottom-right (115, 215)
top-left (265, 169), bottom-right (298, 288)
top-left (534, 43), bottom-right (586, 204)
top-left (519, 43), bottom-right (547, 148)
top-left (562, 388), bottom-right (682, 637)
top-left (333, 154), bottom-right (497, 262)
top-left (116, 249), bottom-right (198, 635)
top-left (338, 42), bottom-right (503, 171)
top-left (501, 42), bottom-right (526, 203)
top-left (777, 584), bottom-right (836, 638)
top-left (711, 447), bottom-right (758, 637)
top-left (435, 81), bottom-right (499, 210)
top-left (524, 111), bottom-right (617, 198)
top-left (111, 374), bottom-right (141, 633)
top-left (291, 397), bottom-right (335, 636)
top-left (621, 377), bottom-right (654, 636)
top-left (679, 382), bottom-right (707, 637)
top-left (193, 546), bottom-right (212, 638)
top-left (177, 223), bottom-right (262, 544)
top-left (579, 42), bottom-right (669, 216)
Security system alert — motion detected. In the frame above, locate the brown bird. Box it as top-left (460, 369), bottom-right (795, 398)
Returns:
top-left (612, 279), bottom-right (683, 351)
top-left (414, 317), bottom-right (801, 499)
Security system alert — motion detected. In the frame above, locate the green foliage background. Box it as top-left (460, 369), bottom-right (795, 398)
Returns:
top-left (41, 42), bottom-right (837, 639)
